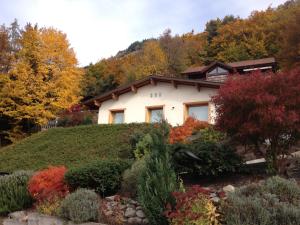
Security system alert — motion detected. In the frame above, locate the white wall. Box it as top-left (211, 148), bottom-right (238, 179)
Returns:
top-left (98, 82), bottom-right (218, 126)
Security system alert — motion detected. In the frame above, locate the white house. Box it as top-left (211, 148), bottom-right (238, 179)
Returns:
top-left (84, 58), bottom-right (276, 126)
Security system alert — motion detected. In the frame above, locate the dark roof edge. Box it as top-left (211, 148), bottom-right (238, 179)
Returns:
top-left (83, 75), bottom-right (221, 106)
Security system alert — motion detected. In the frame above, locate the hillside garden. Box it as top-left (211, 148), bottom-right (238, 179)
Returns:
top-left (1, 69), bottom-right (300, 225)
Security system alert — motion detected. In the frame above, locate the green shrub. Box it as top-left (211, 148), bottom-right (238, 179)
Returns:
top-left (59, 189), bottom-right (99, 223)
top-left (121, 157), bottom-right (147, 197)
top-left (221, 176), bottom-right (300, 225)
top-left (0, 171), bottom-right (33, 215)
top-left (171, 141), bottom-right (242, 176)
top-left (138, 122), bottom-right (178, 225)
top-left (198, 126), bottom-right (225, 143)
top-left (65, 159), bottom-right (131, 196)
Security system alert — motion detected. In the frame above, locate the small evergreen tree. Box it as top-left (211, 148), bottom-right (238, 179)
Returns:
top-left (138, 121), bottom-right (178, 225)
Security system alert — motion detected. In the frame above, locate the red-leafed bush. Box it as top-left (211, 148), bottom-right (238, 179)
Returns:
top-left (169, 117), bottom-right (208, 144)
top-left (165, 185), bottom-right (219, 225)
top-left (28, 166), bottom-right (69, 202)
top-left (213, 69), bottom-right (300, 172)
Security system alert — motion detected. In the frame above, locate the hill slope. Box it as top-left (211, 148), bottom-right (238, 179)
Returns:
top-left (0, 124), bottom-right (150, 172)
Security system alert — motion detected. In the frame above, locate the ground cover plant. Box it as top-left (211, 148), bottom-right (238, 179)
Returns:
top-left (221, 176), bottom-right (300, 225)
top-left (0, 123), bottom-right (151, 172)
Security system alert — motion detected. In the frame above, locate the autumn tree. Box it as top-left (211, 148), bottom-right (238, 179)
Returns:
top-left (213, 70), bottom-right (300, 173)
top-left (159, 29), bottom-right (189, 75)
top-left (209, 9), bottom-right (280, 62)
top-left (0, 24), bottom-right (83, 141)
top-left (278, 2), bottom-right (300, 68)
top-left (81, 61), bottom-right (118, 100)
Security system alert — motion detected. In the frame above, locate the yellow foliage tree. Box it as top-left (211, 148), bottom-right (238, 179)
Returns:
top-left (0, 25), bottom-right (83, 141)
top-left (210, 9), bottom-right (280, 62)
top-left (136, 41), bottom-right (168, 78)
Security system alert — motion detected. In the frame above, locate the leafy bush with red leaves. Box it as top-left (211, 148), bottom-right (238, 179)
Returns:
top-left (169, 117), bottom-right (208, 144)
top-left (28, 166), bottom-right (69, 202)
top-left (165, 185), bottom-right (219, 225)
top-left (213, 69), bottom-right (300, 172)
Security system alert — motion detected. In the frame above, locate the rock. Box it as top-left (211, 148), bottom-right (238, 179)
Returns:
top-left (209, 193), bottom-right (217, 198)
top-left (136, 210), bottom-right (145, 218)
top-left (77, 223), bottom-right (107, 225)
top-left (223, 185), bottom-right (235, 193)
top-left (128, 217), bottom-right (142, 224)
top-left (119, 204), bottom-right (127, 210)
top-left (142, 218), bottom-right (149, 224)
top-left (9, 211), bottom-right (27, 221)
top-left (27, 213), bottom-right (65, 225)
top-left (211, 196), bottom-right (220, 203)
top-left (129, 199), bottom-right (138, 205)
top-left (126, 204), bottom-right (136, 209)
top-left (105, 196), bottom-right (115, 201)
top-left (3, 218), bottom-right (27, 225)
top-left (125, 208), bottom-right (136, 217)
top-left (136, 206), bottom-right (142, 210)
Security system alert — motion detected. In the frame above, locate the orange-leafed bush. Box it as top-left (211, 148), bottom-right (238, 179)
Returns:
top-left (169, 117), bottom-right (208, 144)
top-left (28, 166), bottom-right (69, 202)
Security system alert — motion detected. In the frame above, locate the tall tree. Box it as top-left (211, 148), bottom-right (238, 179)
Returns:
top-left (81, 62), bottom-right (118, 100)
top-left (0, 24), bottom-right (83, 141)
top-left (213, 70), bottom-right (300, 173)
top-left (159, 29), bottom-right (188, 75)
top-left (278, 3), bottom-right (300, 68)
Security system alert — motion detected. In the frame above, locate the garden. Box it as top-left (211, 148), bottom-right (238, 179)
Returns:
top-left (1, 69), bottom-right (300, 225)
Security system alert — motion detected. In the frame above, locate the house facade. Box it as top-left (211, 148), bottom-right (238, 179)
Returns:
top-left (84, 57), bottom-right (276, 126)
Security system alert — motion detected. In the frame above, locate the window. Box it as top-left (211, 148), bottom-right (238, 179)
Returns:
top-left (207, 67), bottom-right (229, 76)
top-left (184, 102), bottom-right (209, 122)
top-left (109, 110), bottom-right (125, 124)
top-left (146, 106), bottom-right (164, 123)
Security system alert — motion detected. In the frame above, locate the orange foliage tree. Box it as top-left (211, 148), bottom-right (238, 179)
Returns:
top-left (28, 166), bottom-right (69, 202)
top-left (169, 117), bottom-right (208, 144)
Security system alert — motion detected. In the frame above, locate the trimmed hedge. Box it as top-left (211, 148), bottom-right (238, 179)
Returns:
top-left (0, 171), bottom-right (33, 215)
top-left (65, 159), bottom-right (131, 196)
top-left (0, 123), bottom-right (151, 172)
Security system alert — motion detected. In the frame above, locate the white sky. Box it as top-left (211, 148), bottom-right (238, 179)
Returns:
top-left (0, 0), bottom-right (287, 66)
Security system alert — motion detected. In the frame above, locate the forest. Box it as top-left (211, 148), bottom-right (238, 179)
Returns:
top-left (0, 0), bottom-right (299, 145)
top-left (81, 0), bottom-right (300, 100)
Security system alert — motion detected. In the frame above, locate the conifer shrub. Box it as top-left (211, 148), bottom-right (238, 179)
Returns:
top-left (65, 159), bottom-right (131, 196)
top-left (0, 171), bottom-right (33, 215)
top-left (133, 134), bottom-right (153, 159)
top-left (59, 189), bottom-right (100, 223)
top-left (138, 122), bottom-right (178, 225)
top-left (221, 176), bottom-right (300, 225)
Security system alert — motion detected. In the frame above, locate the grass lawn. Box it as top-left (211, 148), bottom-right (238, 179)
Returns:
top-left (0, 123), bottom-right (151, 172)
